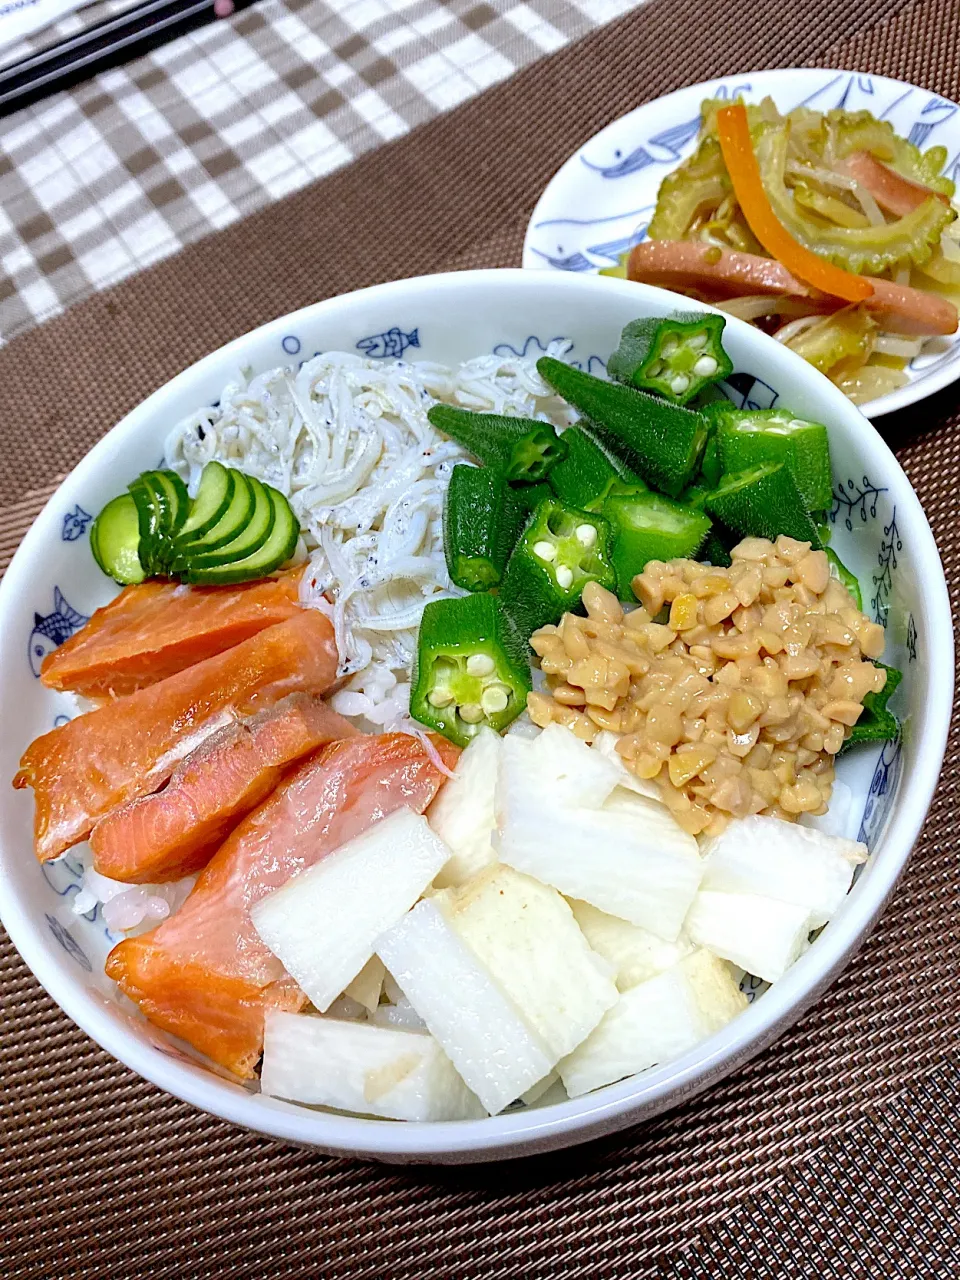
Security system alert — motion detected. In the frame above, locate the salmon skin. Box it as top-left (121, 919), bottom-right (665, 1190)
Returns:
top-left (90, 694), bottom-right (357, 885)
top-left (105, 733), bottom-right (460, 1078)
top-left (39, 570), bottom-right (303, 701)
top-left (14, 610), bottom-right (338, 863)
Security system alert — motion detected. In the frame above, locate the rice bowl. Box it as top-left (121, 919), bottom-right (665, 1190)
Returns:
top-left (0, 270), bottom-right (950, 1163)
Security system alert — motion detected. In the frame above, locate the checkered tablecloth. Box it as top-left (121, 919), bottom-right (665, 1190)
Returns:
top-left (0, 0), bottom-right (638, 342)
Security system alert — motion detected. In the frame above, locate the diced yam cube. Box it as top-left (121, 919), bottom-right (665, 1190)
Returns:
top-left (260, 1011), bottom-right (484, 1122)
top-left (376, 900), bottom-right (555, 1115)
top-left (591, 730), bottom-right (662, 801)
top-left (602, 788), bottom-right (674, 821)
top-left (505, 713), bottom-right (541, 740)
top-left (701, 814), bottom-right (865, 928)
top-left (429, 726), bottom-right (500, 888)
top-left (801, 780), bottom-right (855, 841)
top-left (251, 807), bottom-right (451, 1012)
top-left (559, 949), bottom-right (747, 1097)
top-left (370, 997), bottom-right (427, 1033)
top-left (498, 723), bottom-right (622, 816)
top-left (496, 800), bottom-right (702, 941)
top-left (569, 898), bottom-right (694, 990)
top-left (436, 865), bottom-right (617, 1058)
top-left (343, 955), bottom-right (385, 1013)
top-left (685, 890), bottom-right (813, 983)
top-left (521, 1070), bottom-right (561, 1106)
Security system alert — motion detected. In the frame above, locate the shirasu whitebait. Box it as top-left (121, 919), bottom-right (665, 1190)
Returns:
top-left (165, 347), bottom-right (574, 729)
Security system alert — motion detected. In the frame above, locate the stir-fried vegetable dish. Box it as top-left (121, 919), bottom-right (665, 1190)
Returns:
top-left (606, 99), bottom-right (960, 403)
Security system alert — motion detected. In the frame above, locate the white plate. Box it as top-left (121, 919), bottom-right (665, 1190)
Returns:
top-left (522, 68), bottom-right (960, 417)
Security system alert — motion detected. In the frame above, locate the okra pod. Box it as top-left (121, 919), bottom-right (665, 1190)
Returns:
top-left (443, 464), bottom-right (526, 592)
top-left (602, 491), bottom-right (711, 599)
top-left (410, 593), bottom-right (531, 747)
top-left (547, 425), bottom-right (644, 511)
top-left (607, 312), bottom-right (733, 405)
top-left (825, 549), bottom-right (863, 610)
top-left (536, 357), bottom-right (709, 497)
top-left (715, 408), bottom-right (833, 511)
top-left (427, 405), bottom-right (567, 482)
top-left (499, 496), bottom-right (617, 637)
top-left (699, 529), bottom-right (733, 568)
top-left (704, 463), bottom-right (824, 548)
top-left (841, 663), bottom-right (901, 752)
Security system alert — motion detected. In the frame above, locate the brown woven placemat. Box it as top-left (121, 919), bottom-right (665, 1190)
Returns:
top-left (2, 0), bottom-right (959, 1274)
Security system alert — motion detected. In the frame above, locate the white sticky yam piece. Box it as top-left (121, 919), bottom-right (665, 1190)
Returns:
top-left (437, 865), bottom-right (617, 1058)
top-left (343, 955), bottom-right (385, 1013)
top-left (497, 724), bottom-right (622, 822)
top-left (591, 730), bottom-right (662, 801)
top-left (370, 997), bottom-right (427, 1033)
top-left (685, 890), bottom-right (813, 983)
top-left (531, 722), bottom-right (623, 807)
top-left (260, 1011), bottom-right (484, 1122)
top-left (251, 807), bottom-right (451, 1013)
top-left (701, 814), bottom-right (865, 929)
top-left (560, 949), bottom-right (747, 1096)
top-left (376, 900), bottom-right (555, 1115)
top-left (800, 780), bottom-right (855, 841)
top-left (602, 788), bottom-right (674, 821)
top-left (521, 1070), bottom-right (560, 1106)
top-left (429, 726), bottom-right (500, 888)
top-left (569, 899), bottom-right (695, 991)
top-left (496, 800), bottom-right (702, 940)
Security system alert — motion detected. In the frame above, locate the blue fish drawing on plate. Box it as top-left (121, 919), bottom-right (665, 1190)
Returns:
top-left (29, 588), bottom-right (89, 676)
top-left (356, 327), bottom-right (420, 359)
top-left (908, 97), bottom-right (957, 149)
top-left (580, 118), bottom-right (701, 179)
top-left (527, 248), bottom-right (595, 272)
top-left (61, 505), bottom-right (92, 542)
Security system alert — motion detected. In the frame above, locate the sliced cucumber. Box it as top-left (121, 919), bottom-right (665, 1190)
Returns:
top-left (127, 470), bottom-right (189, 573)
top-left (182, 476), bottom-right (275, 570)
top-left (153, 470), bottom-right (190, 533)
top-left (179, 461), bottom-right (234, 540)
top-left (183, 485), bottom-right (299, 585)
top-left (151, 470), bottom-right (190, 568)
top-left (172, 469), bottom-right (255, 565)
top-left (128, 476), bottom-right (165, 575)
top-left (91, 493), bottom-right (146, 585)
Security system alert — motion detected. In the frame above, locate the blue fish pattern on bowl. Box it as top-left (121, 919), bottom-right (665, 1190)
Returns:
top-left (45, 913), bottom-right (93, 972)
top-left (29, 588), bottom-right (89, 677)
top-left (61, 505), bottom-right (92, 542)
top-left (858, 738), bottom-right (904, 847)
top-left (356, 327), bottom-right (420, 360)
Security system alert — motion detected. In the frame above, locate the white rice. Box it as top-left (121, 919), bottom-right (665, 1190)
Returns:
top-left (65, 845), bottom-right (197, 934)
top-left (164, 347), bottom-right (574, 730)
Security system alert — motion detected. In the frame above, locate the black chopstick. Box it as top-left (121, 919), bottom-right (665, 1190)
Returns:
top-left (0, 0), bottom-right (252, 117)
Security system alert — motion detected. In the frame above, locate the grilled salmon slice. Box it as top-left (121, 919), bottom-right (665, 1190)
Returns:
top-left (105, 733), bottom-right (460, 1078)
top-left (90, 694), bottom-right (356, 884)
top-left (39, 570), bottom-right (304, 700)
top-left (14, 609), bottom-right (338, 862)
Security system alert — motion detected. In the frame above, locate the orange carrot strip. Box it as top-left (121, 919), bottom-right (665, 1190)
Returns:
top-left (716, 103), bottom-right (874, 304)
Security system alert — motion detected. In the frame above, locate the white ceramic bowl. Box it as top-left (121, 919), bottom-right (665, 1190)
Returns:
top-left (0, 270), bottom-right (951, 1164)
